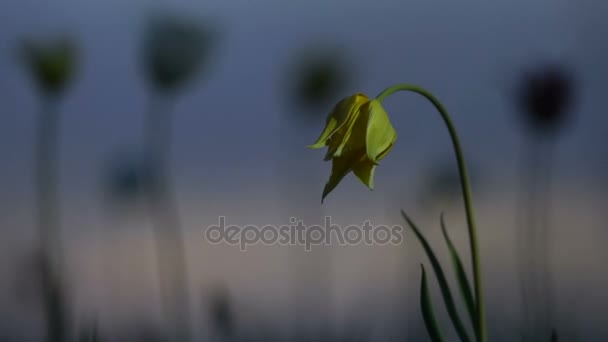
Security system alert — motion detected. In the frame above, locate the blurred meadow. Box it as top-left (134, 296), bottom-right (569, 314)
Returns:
top-left (0, 0), bottom-right (607, 341)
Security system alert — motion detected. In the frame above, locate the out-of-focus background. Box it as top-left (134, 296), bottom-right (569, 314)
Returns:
top-left (0, 0), bottom-right (607, 341)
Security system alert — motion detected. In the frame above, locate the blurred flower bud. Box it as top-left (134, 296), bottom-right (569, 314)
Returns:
top-left (418, 160), bottom-right (481, 210)
top-left (518, 64), bottom-right (575, 135)
top-left (102, 150), bottom-right (156, 209)
top-left (288, 48), bottom-right (353, 111)
top-left (21, 37), bottom-right (77, 96)
top-left (141, 13), bottom-right (216, 92)
top-left (208, 286), bottom-right (234, 338)
top-left (77, 321), bottom-right (100, 342)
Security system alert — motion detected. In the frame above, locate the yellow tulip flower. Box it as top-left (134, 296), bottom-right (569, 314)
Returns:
top-left (308, 93), bottom-right (397, 201)
top-left (308, 84), bottom-right (487, 342)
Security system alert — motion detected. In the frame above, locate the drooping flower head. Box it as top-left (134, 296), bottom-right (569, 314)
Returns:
top-left (21, 37), bottom-right (77, 96)
top-left (308, 93), bottom-right (397, 201)
top-left (308, 83), bottom-right (489, 341)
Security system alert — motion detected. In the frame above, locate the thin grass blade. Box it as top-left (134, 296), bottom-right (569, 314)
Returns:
top-left (420, 264), bottom-right (445, 342)
top-left (440, 213), bottom-right (477, 334)
top-left (401, 210), bottom-right (471, 342)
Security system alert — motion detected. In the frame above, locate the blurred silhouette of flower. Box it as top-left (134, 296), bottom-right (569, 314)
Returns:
top-left (308, 93), bottom-right (397, 201)
top-left (423, 162), bottom-right (461, 202)
top-left (139, 11), bottom-right (219, 341)
top-left (518, 64), bottom-right (574, 134)
top-left (77, 321), bottom-right (100, 342)
top-left (21, 37), bottom-right (77, 96)
top-left (280, 46), bottom-right (352, 332)
top-left (418, 159), bottom-right (483, 210)
top-left (20, 34), bottom-right (77, 342)
top-left (287, 48), bottom-right (353, 114)
top-left (102, 150), bottom-right (156, 210)
top-left (208, 286), bottom-right (234, 338)
top-left (514, 62), bottom-right (576, 341)
top-left (141, 13), bottom-right (215, 92)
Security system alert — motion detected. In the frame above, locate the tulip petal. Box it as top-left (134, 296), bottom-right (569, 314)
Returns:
top-left (321, 152), bottom-right (362, 202)
top-left (324, 107), bottom-right (367, 161)
top-left (307, 100), bottom-right (347, 149)
top-left (307, 95), bottom-right (356, 149)
top-left (366, 100), bottom-right (397, 162)
top-left (352, 157), bottom-right (376, 190)
top-left (331, 94), bottom-right (370, 159)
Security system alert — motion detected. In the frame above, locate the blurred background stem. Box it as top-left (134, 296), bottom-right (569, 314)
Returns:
top-left (35, 94), bottom-right (68, 342)
top-left (144, 93), bottom-right (192, 341)
top-left (277, 121), bottom-right (333, 338)
top-left (518, 136), bottom-right (556, 342)
top-left (518, 138), bottom-right (539, 342)
top-left (538, 139), bottom-right (556, 333)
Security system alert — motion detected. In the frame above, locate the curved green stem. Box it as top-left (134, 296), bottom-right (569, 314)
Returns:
top-left (376, 84), bottom-right (486, 342)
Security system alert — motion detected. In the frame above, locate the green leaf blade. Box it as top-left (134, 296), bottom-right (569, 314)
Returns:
top-left (420, 264), bottom-right (445, 342)
top-left (440, 213), bottom-right (477, 336)
top-left (401, 210), bottom-right (472, 342)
